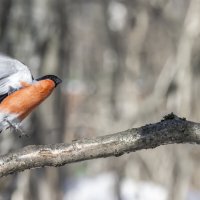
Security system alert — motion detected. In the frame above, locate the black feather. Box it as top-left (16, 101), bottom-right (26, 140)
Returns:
top-left (0, 93), bottom-right (8, 103)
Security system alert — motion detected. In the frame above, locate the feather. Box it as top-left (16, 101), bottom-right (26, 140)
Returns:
top-left (0, 55), bottom-right (33, 95)
top-left (0, 93), bottom-right (8, 103)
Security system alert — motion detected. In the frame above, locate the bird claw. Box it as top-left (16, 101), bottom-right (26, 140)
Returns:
top-left (5, 119), bottom-right (28, 137)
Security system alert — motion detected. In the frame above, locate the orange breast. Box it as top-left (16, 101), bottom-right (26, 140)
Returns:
top-left (0, 80), bottom-right (55, 120)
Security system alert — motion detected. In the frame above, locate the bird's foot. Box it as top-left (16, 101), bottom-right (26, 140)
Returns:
top-left (5, 119), bottom-right (29, 137)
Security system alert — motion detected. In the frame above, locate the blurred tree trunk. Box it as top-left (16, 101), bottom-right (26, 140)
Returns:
top-left (0, 0), bottom-right (70, 199)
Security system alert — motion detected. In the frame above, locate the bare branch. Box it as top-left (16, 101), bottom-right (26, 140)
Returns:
top-left (0, 113), bottom-right (200, 178)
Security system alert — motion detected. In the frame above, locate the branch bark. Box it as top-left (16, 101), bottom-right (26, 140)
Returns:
top-left (0, 113), bottom-right (200, 178)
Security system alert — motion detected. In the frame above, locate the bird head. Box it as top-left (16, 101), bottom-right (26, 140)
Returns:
top-left (36, 75), bottom-right (62, 87)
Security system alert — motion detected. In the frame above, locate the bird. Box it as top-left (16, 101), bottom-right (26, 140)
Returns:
top-left (0, 55), bottom-right (62, 134)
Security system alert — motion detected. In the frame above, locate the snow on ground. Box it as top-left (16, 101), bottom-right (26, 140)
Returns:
top-left (63, 172), bottom-right (167, 200)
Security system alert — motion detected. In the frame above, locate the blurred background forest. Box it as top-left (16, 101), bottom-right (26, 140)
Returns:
top-left (0, 0), bottom-right (200, 200)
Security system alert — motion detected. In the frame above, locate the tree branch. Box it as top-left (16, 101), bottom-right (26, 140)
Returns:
top-left (0, 113), bottom-right (200, 178)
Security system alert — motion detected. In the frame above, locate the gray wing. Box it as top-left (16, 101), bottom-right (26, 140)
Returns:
top-left (0, 55), bottom-right (32, 95)
top-left (0, 55), bottom-right (18, 80)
